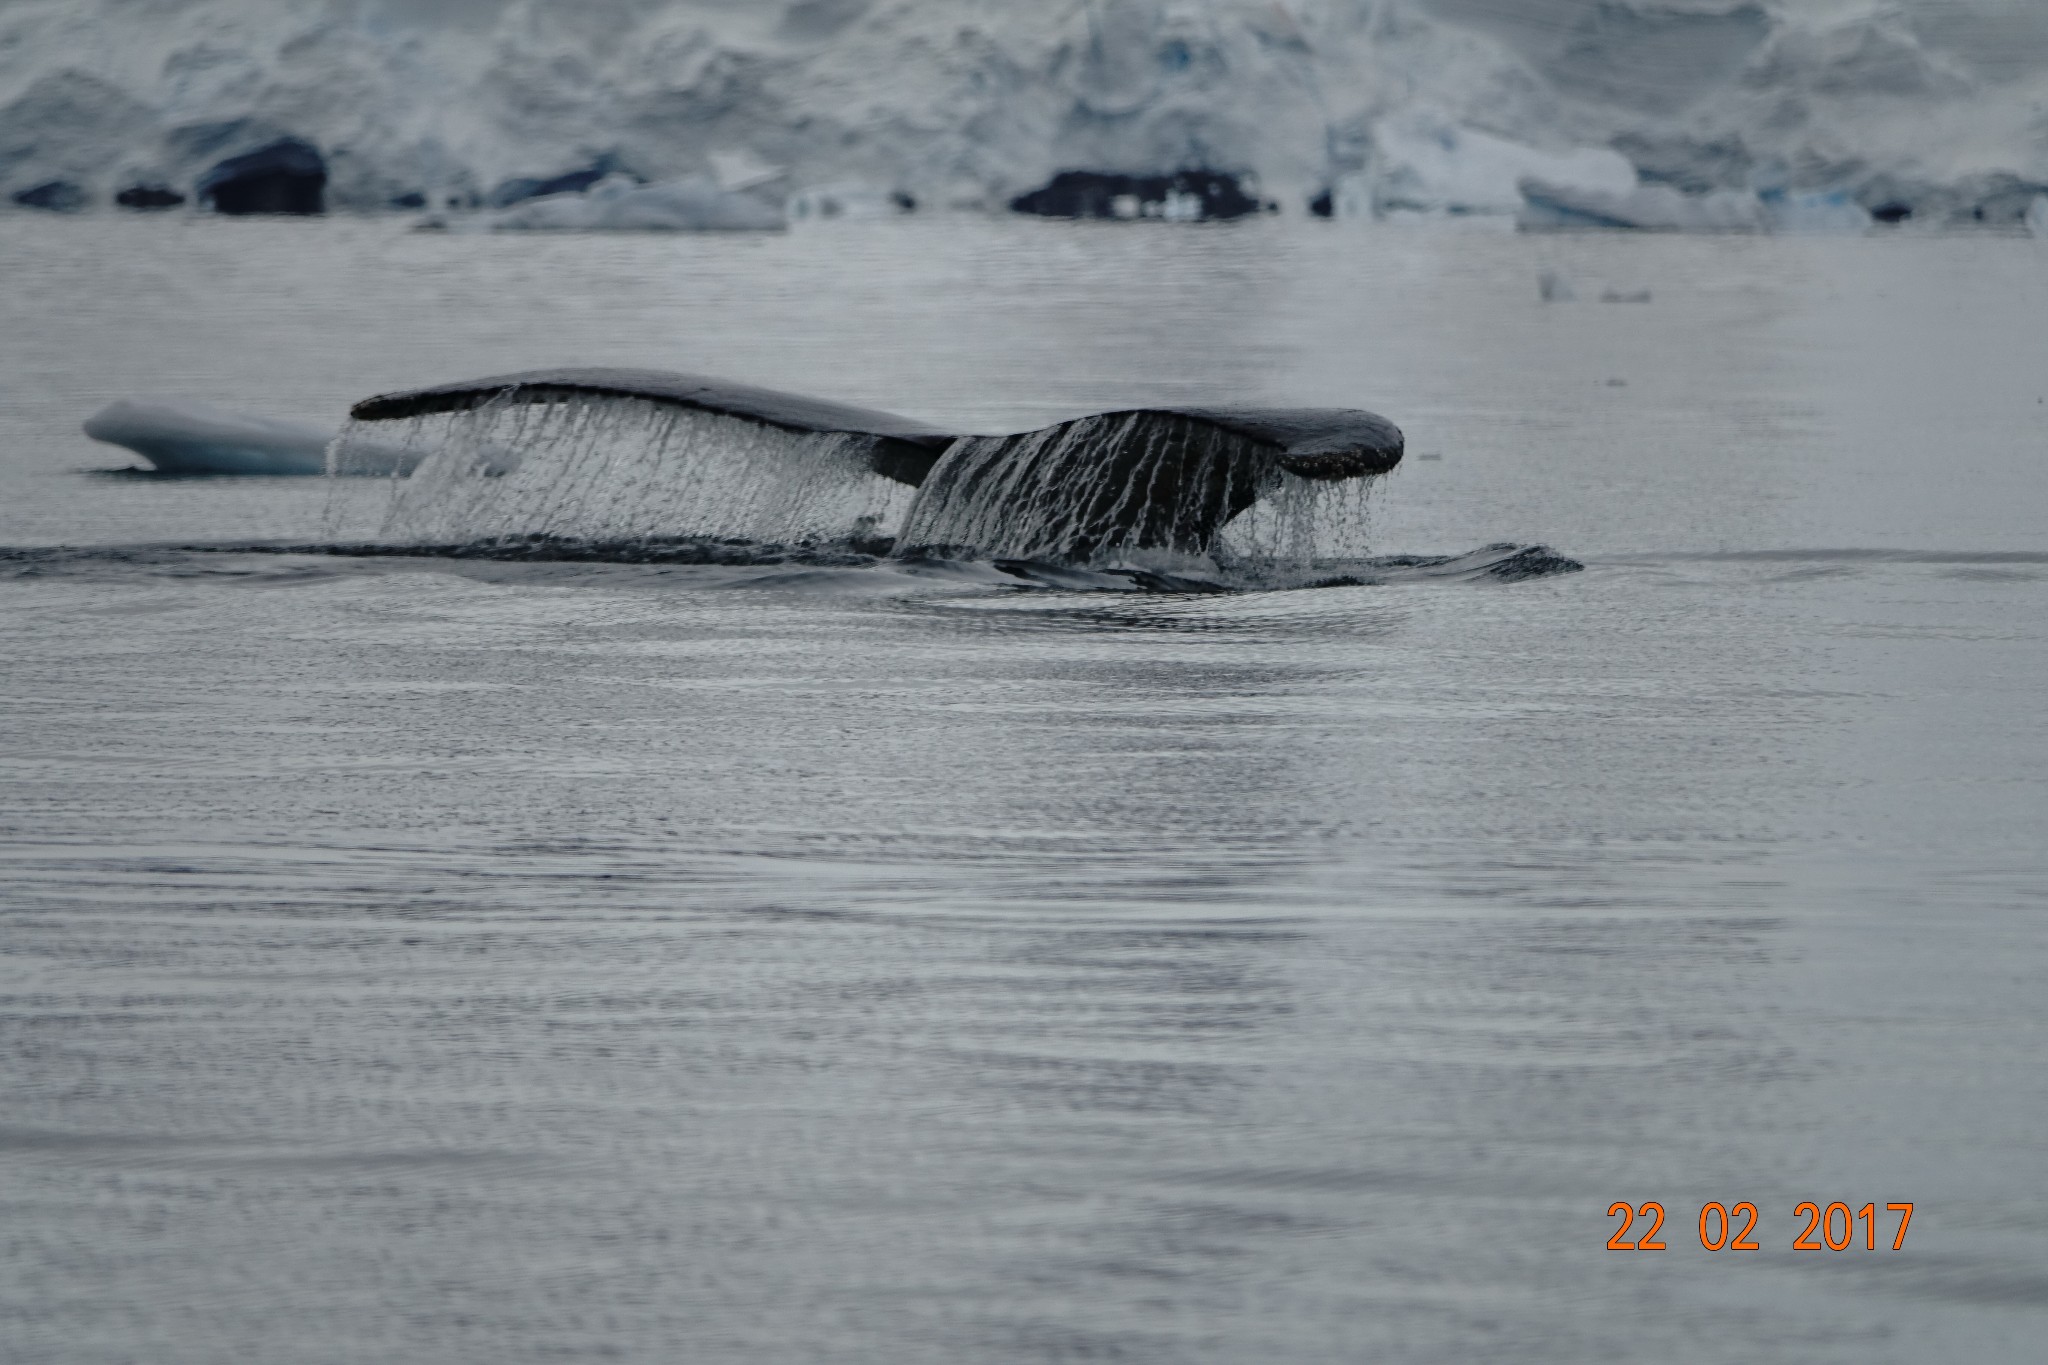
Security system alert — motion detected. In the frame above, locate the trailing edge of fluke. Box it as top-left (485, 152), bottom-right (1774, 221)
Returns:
top-left (351, 368), bottom-right (1405, 483)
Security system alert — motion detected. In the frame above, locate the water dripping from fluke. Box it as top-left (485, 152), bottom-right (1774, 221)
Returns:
top-left (324, 366), bottom-right (1576, 591)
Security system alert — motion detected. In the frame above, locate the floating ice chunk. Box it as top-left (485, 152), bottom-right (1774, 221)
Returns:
top-left (454, 174), bottom-right (785, 232)
top-left (2028, 196), bottom-right (2048, 239)
top-left (1538, 269), bottom-right (1576, 302)
top-left (1371, 112), bottom-right (1637, 216)
top-left (82, 399), bottom-right (410, 476)
top-left (1518, 178), bottom-right (1767, 232)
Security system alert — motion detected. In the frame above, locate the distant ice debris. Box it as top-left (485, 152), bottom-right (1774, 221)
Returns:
top-left (791, 183), bottom-right (917, 221)
top-left (437, 174), bottom-right (786, 233)
top-left (82, 399), bottom-right (393, 476)
top-left (1519, 178), bottom-right (1768, 232)
top-left (2029, 196), bottom-right (2048, 239)
top-left (1537, 271), bottom-right (1650, 302)
top-left (1372, 113), bottom-right (1637, 217)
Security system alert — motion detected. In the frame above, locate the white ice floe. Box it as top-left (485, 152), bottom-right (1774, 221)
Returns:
top-left (81, 398), bottom-right (384, 476)
top-left (83, 398), bottom-right (524, 477)
top-left (2028, 195), bottom-right (2048, 238)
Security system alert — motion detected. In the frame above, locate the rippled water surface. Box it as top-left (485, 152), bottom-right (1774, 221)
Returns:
top-left (3, 216), bottom-right (2046, 1363)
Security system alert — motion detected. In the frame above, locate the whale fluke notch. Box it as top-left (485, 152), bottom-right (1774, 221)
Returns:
top-left (893, 406), bottom-right (1402, 567)
top-left (349, 367), bottom-right (955, 487)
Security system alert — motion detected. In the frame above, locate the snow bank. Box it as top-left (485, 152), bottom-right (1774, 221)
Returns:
top-left (0, 2), bottom-right (2043, 228)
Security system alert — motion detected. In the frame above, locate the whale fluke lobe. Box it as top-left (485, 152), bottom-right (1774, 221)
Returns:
top-left (892, 407), bottom-right (1402, 568)
top-left (350, 368), bottom-right (952, 487)
top-left (332, 370), bottom-right (947, 551)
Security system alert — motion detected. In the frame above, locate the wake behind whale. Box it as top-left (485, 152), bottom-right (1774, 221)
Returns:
top-left (327, 367), bottom-right (1445, 589)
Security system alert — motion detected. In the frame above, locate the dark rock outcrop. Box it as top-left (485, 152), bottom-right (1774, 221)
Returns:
top-left (116, 184), bottom-right (185, 209)
top-left (1010, 169), bottom-right (1265, 221)
top-left (198, 138), bottom-right (326, 215)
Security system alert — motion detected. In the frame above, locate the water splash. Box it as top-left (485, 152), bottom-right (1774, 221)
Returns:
top-left (323, 392), bottom-right (912, 553)
top-left (1214, 470), bottom-right (1380, 585)
top-left (895, 412), bottom-right (1265, 564)
top-left (893, 409), bottom-right (1387, 583)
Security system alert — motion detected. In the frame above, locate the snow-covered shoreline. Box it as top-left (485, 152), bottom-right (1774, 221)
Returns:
top-left (2, 1), bottom-right (2044, 229)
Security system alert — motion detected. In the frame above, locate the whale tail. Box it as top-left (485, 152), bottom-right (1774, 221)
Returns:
top-left (343, 369), bottom-right (1402, 569)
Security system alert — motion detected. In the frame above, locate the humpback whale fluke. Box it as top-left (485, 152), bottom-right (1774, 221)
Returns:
top-left (350, 367), bottom-right (954, 488)
top-left (343, 368), bottom-right (1402, 571)
top-left (892, 406), bottom-right (1402, 566)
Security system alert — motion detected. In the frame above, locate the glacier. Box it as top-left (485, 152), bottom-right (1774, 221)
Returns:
top-left (0, 1), bottom-right (2043, 227)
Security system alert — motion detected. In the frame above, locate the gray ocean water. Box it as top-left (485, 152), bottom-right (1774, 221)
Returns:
top-left (3, 214), bottom-right (2046, 1363)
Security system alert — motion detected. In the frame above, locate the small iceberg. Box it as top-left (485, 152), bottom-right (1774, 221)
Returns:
top-left (1518, 177), bottom-right (1767, 232)
top-left (2028, 195), bottom-right (2048, 239)
top-left (438, 173), bottom-right (785, 233)
top-left (83, 398), bottom-right (413, 476)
